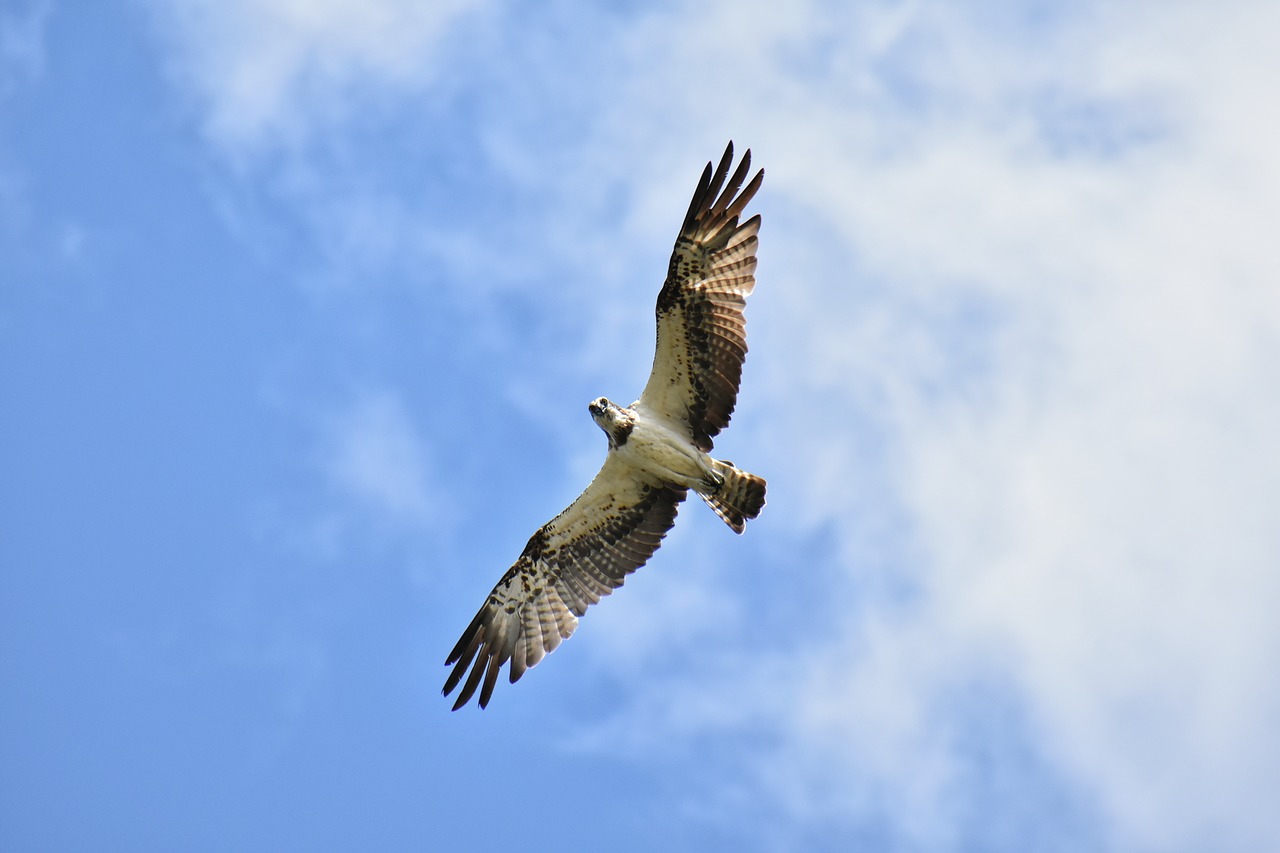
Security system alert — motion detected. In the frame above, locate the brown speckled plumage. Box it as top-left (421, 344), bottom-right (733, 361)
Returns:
top-left (443, 461), bottom-right (685, 710)
top-left (644, 143), bottom-right (762, 452)
top-left (444, 143), bottom-right (765, 710)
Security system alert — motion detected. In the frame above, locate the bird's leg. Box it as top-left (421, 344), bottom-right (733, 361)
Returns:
top-left (700, 464), bottom-right (725, 493)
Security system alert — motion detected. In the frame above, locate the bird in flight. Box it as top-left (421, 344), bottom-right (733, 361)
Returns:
top-left (443, 143), bottom-right (767, 710)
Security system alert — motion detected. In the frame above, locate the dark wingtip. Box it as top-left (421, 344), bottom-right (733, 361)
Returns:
top-left (677, 143), bottom-right (764, 244)
top-left (680, 160), bottom-right (717, 236)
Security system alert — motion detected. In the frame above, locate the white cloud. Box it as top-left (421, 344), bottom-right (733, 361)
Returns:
top-left (0, 1), bottom-right (50, 243)
top-left (146, 0), bottom-right (484, 154)
top-left (321, 390), bottom-right (438, 527)
top-left (153, 0), bottom-right (1280, 849)
top-left (0, 0), bottom-right (50, 93)
top-left (559, 2), bottom-right (1280, 851)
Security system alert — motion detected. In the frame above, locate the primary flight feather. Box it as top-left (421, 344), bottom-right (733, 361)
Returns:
top-left (443, 143), bottom-right (766, 710)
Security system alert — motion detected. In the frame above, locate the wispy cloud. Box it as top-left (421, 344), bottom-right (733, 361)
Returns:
top-left (0, 0), bottom-right (50, 94)
top-left (320, 389), bottom-right (440, 528)
top-left (150, 1), bottom-right (1280, 849)
top-left (0, 0), bottom-right (50, 245)
top-left (566, 3), bottom-right (1280, 850)
top-left (146, 0), bottom-right (485, 155)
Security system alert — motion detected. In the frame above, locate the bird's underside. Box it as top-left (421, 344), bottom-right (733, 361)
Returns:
top-left (443, 142), bottom-right (767, 710)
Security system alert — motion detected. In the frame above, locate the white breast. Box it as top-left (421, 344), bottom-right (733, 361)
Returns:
top-left (616, 410), bottom-right (711, 489)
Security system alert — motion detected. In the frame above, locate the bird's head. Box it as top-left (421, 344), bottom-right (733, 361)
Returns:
top-left (588, 396), bottom-right (616, 429)
top-left (588, 397), bottom-right (635, 448)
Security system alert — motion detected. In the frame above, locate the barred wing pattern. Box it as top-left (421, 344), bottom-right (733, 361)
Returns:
top-left (636, 142), bottom-right (763, 452)
top-left (443, 455), bottom-right (687, 710)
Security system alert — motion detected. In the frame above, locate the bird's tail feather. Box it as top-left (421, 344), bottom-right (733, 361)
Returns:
top-left (700, 460), bottom-right (766, 534)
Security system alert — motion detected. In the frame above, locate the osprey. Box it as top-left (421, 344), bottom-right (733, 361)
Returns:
top-left (443, 143), bottom-right (766, 710)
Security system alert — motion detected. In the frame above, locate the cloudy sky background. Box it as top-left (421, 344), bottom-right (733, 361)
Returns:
top-left (3, 1), bottom-right (1278, 850)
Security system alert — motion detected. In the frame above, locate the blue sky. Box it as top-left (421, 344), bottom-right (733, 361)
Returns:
top-left (3, 1), bottom-right (1279, 851)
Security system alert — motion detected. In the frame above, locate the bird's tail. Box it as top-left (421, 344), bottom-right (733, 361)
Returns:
top-left (700, 460), bottom-right (766, 534)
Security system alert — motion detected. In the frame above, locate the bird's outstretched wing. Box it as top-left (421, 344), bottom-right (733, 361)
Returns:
top-left (443, 456), bottom-right (687, 710)
top-left (636, 142), bottom-right (763, 452)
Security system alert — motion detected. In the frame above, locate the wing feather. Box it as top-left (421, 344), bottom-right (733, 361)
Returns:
top-left (637, 142), bottom-right (764, 451)
top-left (444, 144), bottom-right (762, 709)
top-left (443, 454), bottom-right (686, 709)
